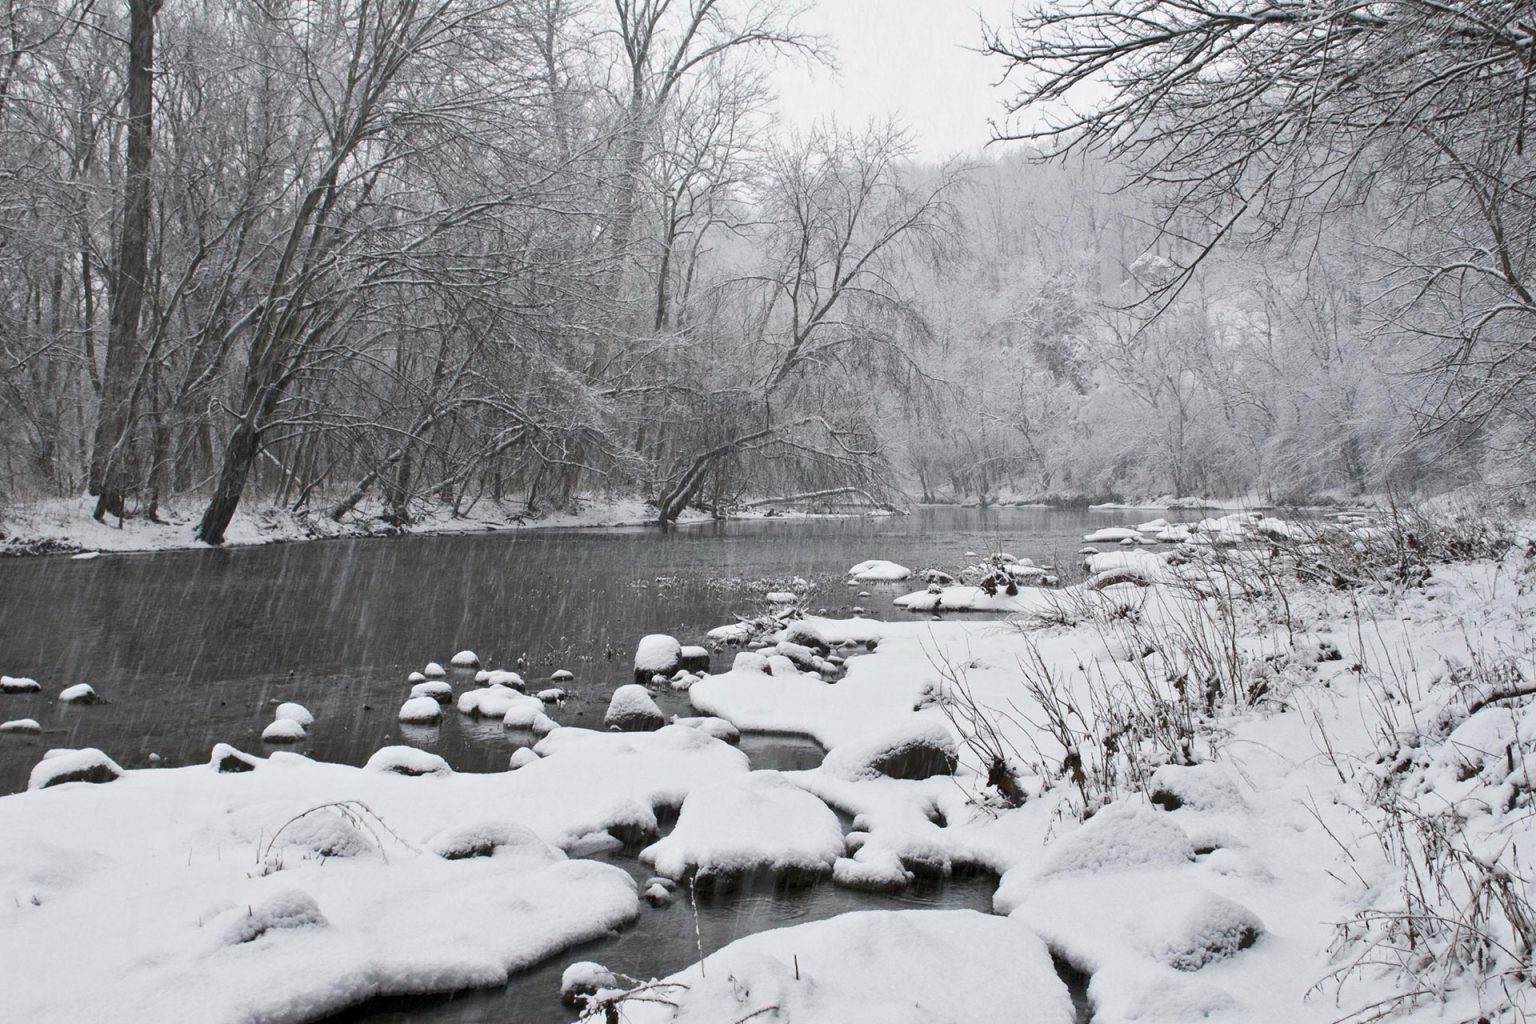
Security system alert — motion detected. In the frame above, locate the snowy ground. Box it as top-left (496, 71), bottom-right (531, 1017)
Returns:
top-left (0, 495), bottom-right (879, 557)
top-left (1, 514), bottom-right (1532, 1023)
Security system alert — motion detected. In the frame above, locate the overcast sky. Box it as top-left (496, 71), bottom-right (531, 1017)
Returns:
top-left (768, 0), bottom-right (1020, 161)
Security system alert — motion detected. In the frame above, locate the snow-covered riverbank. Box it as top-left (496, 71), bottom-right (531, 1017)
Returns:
top-left (1, 511), bottom-right (1531, 1023)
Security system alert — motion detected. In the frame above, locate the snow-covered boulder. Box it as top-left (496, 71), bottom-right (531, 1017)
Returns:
top-left (731, 651), bottom-right (770, 674)
top-left (429, 821), bottom-right (564, 865)
top-left (410, 680), bottom-right (453, 703)
top-left (634, 634), bottom-right (682, 682)
top-left (219, 889), bottom-right (327, 946)
top-left (28, 748), bottom-right (123, 790)
top-left (0, 718), bottom-right (42, 735)
top-left (781, 620), bottom-right (831, 654)
top-left (1037, 801), bottom-right (1195, 878)
top-left (550, 669), bottom-right (575, 682)
top-left (450, 650), bottom-right (480, 668)
top-left (671, 716), bottom-right (741, 744)
top-left (482, 669), bottom-right (525, 690)
top-left (616, 910), bottom-right (1073, 1024)
top-left (365, 745), bottom-right (450, 776)
top-left (58, 683), bottom-right (98, 704)
top-left (847, 559), bottom-right (912, 582)
top-left (502, 703), bottom-right (559, 735)
top-left (261, 718), bottom-right (306, 743)
top-left (423, 662), bottom-right (446, 678)
top-left (509, 747), bottom-right (540, 769)
top-left (458, 684), bottom-right (536, 718)
top-left (274, 702), bottom-right (314, 727)
top-left (1, 675), bottom-right (41, 693)
top-left (537, 687), bottom-right (567, 704)
top-left (1131, 889), bottom-right (1264, 971)
top-left (398, 696), bottom-right (442, 724)
top-left (605, 684), bottom-right (664, 732)
top-left (1084, 527), bottom-right (1140, 543)
top-left (209, 743), bottom-right (261, 773)
top-left (765, 591), bottom-right (797, 604)
top-left (821, 720), bottom-right (957, 781)
top-left (640, 770), bottom-right (843, 890)
top-left (678, 645), bottom-right (711, 671)
top-left (407, 671), bottom-right (427, 684)
top-left (560, 961), bottom-right (618, 1007)
top-left (1149, 762), bottom-right (1247, 813)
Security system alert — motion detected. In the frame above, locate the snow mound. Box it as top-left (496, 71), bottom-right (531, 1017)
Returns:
top-left (261, 718), bottom-right (306, 743)
top-left (641, 770), bottom-right (843, 888)
top-left (1, 675), bottom-right (41, 693)
top-left (1084, 527), bottom-right (1140, 542)
top-left (560, 961), bottom-right (617, 1006)
top-left (1130, 889), bottom-right (1264, 971)
top-left (218, 888), bottom-right (328, 945)
top-left (550, 669), bottom-right (575, 682)
top-left (833, 845), bottom-right (913, 893)
top-left (509, 747), bottom-right (540, 769)
top-left (0, 718), bottom-right (42, 735)
top-left (429, 821), bottom-right (566, 866)
top-left (671, 716), bottom-right (741, 744)
top-left (482, 669), bottom-right (525, 690)
top-left (821, 720), bottom-right (956, 781)
top-left (364, 745), bottom-right (451, 777)
top-left (274, 702), bottom-right (314, 726)
top-left (1038, 802), bottom-right (1194, 878)
top-left (605, 684), bottom-right (664, 732)
top-left (634, 635), bottom-right (682, 676)
top-left (28, 747), bottom-right (123, 789)
top-left (423, 662), bottom-right (446, 678)
top-left (209, 743), bottom-right (261, 773)
top-left (847, 559), bottom-right (912, 581)
top-left (616, 910), bottom-right (1073, 1024)
top-left (450, 650), bottom-right (480, 668)
top-left (1149, 763), bottom-right (1247, 813)
top-left (59, 683), bottom-right (99, 703)
top-left (502, 703), bottom-right (559, 735)
top-left (765, 591), bottom-right (798, 603)
top-left (398, 697), bottom-right (443, 724)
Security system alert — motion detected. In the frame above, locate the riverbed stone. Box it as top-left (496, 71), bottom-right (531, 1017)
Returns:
top-left (605, 684), bottom-right (665, 732)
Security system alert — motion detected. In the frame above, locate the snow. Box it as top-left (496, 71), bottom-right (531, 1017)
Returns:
top-left (633, 634), bottom-right (682, 674)
top-left (1, 675), bottom-right (41, 693)
top-left (613, 910), bottom-right (1074, 1024)
top-left (397, 696), bottom-right (443, 724)
top-left (501, 703), bottom-right (559, 735)
top-left (765, 590), bottom-right (798, 603)
top-left (560, 960), bottom-right (618, 1005)
top-left (1130, 889), bottom-right (1264, 971)
top-left (847, 559), bottom-right (913, 581)
top-left (481, 669), bottom-right (525, 690)
top-left (450, 650), bottom-right (480, 667)
top-left (422, 662), bottom-right (446, 678)
top-left (58, 683), bottom-right (97, 703)
top-left (0, 718), bottom-right (42, 735)
top-left (261, 719), bottom-right (307, 743)
top-left (820, 720), bottom-right (957, 781)
top-left (1033, 802), bottom-right (1195, 880)
top-left (1084, 527), bottom-right (1141, 542)
top-left (409, 680), bottom-right (453, 702)
top-left (274, 702), bottom-right (314, 726)
top-left (457, 684), bottom-right (536, 718)
top-left (640, 771), bottom-right (844, 885)
top-left (508, 747), bottom-right (540, 769)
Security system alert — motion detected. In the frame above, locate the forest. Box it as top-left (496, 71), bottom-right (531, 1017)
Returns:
top-left (1, 0), bottom-right (1530, 542)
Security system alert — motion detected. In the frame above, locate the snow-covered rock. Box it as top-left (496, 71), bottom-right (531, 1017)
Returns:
top-left (821, 720), bottom-right (956, 781)
top-left (1130, 889), bottom-right (1265, 971)
top-left (398, 696), bottom-right (442, 724)
top-left (482, 669), bottom-right (525, 690)
top-left (423, 662), bottom-right (446, 678)
top-left (364, 745), bottom-right (450, 776)
top-left (458, 684), bottom-right (537, 718)
top-left (605, 684), bottom-right (664, 732)
top-left (640, 770), bottom-right (843, 889)
top-left (765, 591), bottom-right (798, 603)
top-left (634, 634), bottom-right (682, 681)
top-left (678, 645), bottom-right (710, 671)
top-left (560, 961), bottom-right (618, 1006)
top-left (219, 889), bottom-right (327, 946)
top-left (847, 559), bottom-right (912, 582)
top-left (28, 748), bottom-right (122, 789)
top-left (1149, 762), bottom-right (1248, 813)
top-left (550, 669), bottom-right (575, 682)
top-left (502, 703), bottom-right (559, 735)
top-left (261, 718), bottom-right (306, 743)
top-left (670, 716), bottom-right (741, 744)
top-left (410, 680), bottom-right (453, 703)
top-left (1084, 527), bottom-right (1141, 542)
top-left (274, 702), bottom-right (314, 727)
top-left (0, 718), bottom-right (42, 735)
top-left (209, 743), bottom-right (261, 773)
top-left (429, 821), bottom-right (564, 865)
top-left (58, 683), bottom-right (99, 704)
top-left (407, 671), bottom-right (427, 684)
top-left (1, 675), bottom-right (41, 693)
top-left (450, 650), bottom-right (480, 668)
top-left (537, 687), bottom-right (567, 704)
top-left (509, 747), bottom-right (540, 769)
top-left (1037, 801), bottom-right (1194, 878)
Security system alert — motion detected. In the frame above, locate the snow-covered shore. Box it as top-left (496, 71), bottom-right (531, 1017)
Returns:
top-left (2, 513), bottom-right (1532, 1023)
top-left (0, 495), bottom-right (876, 558)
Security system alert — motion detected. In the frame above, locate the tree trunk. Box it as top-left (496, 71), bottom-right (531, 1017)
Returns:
top-left (90, 0), bottom-right (162, 520)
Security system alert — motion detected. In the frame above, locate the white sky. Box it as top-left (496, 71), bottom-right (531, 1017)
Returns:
top-left (768, 0), bottom-right (1021, 161)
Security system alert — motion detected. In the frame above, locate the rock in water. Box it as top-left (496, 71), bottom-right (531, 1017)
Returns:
top-left (605, 684), bottom-right (665, 732)
top-left (450, 650), bottom-right (480, 668)
top-left (28, 748), bottom-right (123, 789)
top-left (0, 718), bottom-right (43, 735)
top-left (274, 702), bottom-right (313, 726)
top-left (633, 634), bottom-right (682, 683)
top-left (59, 683), bottom-right (99, 704)
top-left (1, 675), bottom-right (42, 693)
top-left (261, 719), bottom-right (306, 743)
top-left (560, 961), bottom-right (618, 1006)
top-left (398, 696), bottom-right (443, 724)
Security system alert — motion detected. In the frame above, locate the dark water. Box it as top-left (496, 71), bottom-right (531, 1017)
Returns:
top-left (0, 506), bottom-right (1119, 793)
